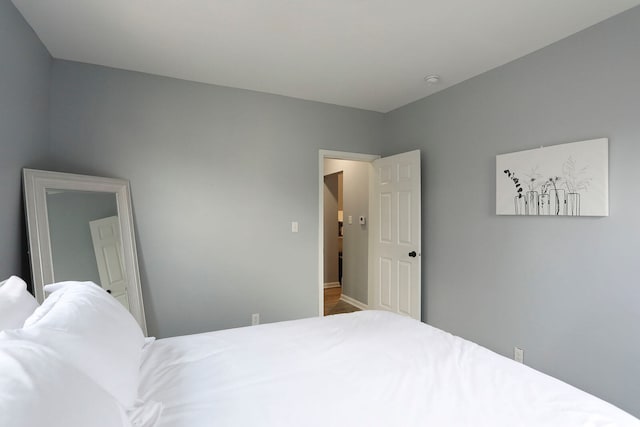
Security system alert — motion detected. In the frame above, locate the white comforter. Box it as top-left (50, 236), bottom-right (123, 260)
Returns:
top-left (138, 310), bottom-right (639, 426)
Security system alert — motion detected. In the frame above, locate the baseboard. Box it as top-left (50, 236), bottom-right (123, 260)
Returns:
top-left (324, 282), bottom-right (341, 289)
top-left (340, 294), bottom-right (368, 311)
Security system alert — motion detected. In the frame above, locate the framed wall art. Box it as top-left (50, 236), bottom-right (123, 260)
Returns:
top-left (496, 138), bottom-right (609, 216)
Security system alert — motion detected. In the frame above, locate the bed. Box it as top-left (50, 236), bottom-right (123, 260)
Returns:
top-left (1, 277), bottom-right (639, 427)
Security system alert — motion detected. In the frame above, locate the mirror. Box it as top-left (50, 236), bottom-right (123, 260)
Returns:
top-left (23, 169), bottom-right (147, 334)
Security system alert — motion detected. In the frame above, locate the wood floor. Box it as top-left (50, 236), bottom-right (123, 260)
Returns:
top-left (324, 287), bottom-right (361, 316)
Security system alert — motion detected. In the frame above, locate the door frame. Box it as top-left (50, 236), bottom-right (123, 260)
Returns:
top-left (318, 150), bottom-right (379, 316)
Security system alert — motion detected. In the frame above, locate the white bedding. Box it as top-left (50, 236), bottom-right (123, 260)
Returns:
top-left (139, 310), bottom-right (639, 427)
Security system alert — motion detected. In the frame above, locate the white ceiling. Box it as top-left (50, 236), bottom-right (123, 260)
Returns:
top-left (12, 0), bottom-right (640, 112)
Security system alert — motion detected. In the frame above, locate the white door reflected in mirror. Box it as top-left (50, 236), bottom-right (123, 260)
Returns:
top-left (89, 216), bottom-right (130, 310)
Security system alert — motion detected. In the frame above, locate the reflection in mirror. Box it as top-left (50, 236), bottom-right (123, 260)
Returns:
top-left (88, 215), bottom-right (129, 309)
top-left (23, 169), bottom-right (146, 334)
top-left (46, 190), bottom-right (131, 310)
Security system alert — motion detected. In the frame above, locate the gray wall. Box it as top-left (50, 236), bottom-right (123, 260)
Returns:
top-left (49, 60), bottom-right (384, 337)
top-left (325, 159), bottom-right (369, 304)
top-left (0, 0), bottom-right (51, 282)
top-left (47, 191), bottom-right (117, 284)
top-left (384, 8), bottom-right (640, 416)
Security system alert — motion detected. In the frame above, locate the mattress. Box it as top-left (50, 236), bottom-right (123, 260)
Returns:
top-left (138, 310), bottom-right (639, 426)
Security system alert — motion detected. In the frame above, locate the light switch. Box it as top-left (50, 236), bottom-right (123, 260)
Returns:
top-left (348, 215), bottom-right (353, 225)
top-left (359, 216), bottom-right (366, 225)
top-left (291, 221), bottom-right (299, 233)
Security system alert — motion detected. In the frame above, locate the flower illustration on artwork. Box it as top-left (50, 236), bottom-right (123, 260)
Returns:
top-left (547, 176), bottom-right (563, 215)
top-left (562, 156), bottom-right (592, 193)
top-left (524, 166), bottom-right (543, 191)
top-left (503, 169), bottom-right (523, 198)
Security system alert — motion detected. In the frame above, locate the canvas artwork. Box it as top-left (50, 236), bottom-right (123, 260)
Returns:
top-left (496, 138), bottom-right (609, 216)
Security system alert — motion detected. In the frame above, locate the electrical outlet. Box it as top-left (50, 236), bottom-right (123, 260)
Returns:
top-left (514, 347), bottom-right (524, 364)
top-left (251, 313), bottom-right (260, 326)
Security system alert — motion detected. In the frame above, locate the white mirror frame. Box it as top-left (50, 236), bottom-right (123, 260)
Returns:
top-left (23, 168), bottom-right (147, 335)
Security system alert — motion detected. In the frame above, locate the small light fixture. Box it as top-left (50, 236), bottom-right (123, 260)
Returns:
top-left (424, 75), bottom-right (441, 86)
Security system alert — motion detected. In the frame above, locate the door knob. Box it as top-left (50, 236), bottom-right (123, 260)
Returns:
top-left (408, 251), bottom-right (417, 258)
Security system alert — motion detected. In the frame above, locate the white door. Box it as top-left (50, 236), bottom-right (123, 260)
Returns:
top-left (89, 216), bottom-right (130, 310)
top-left (371, 150), bottom-right (421, 320)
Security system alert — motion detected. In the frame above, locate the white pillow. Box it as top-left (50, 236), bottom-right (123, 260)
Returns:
top-left (0, 276), bottom-right (38, 330)
top-left (10, 281), bottom-right (145, 408)
top-left (0, 337), bottom-right (131, 427)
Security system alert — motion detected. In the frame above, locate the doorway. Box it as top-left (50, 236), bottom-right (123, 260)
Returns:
top-left (318, 149), bottom-right (423, 320)
top-left (319, 150), bottom-right (378, 316)
top-left (323, 171), bottom-right (342, 289)
top-left (323, 169), bottom-right (361, 316)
